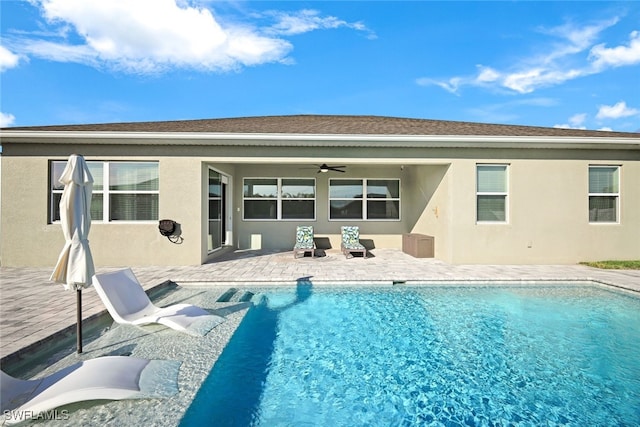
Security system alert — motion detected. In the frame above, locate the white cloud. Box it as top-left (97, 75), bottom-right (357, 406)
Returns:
top-left (19, 39), bottom-right (97, 65)
top-left (416, 77), bottom-right (462, 94)
top-left (420, 16), bottom-right (637, 95)
top-left (265, 9), bottom-right (376, 39)
top-left (8, 1), bottom-right (369, 74)
top-left (555, 104), bottom-right (639, 130)
top-left (596, 101), bottom-right (639, 119)
top-left (569, 113), bottom-right (587, 127)
top-left (538, 18), bottom-right (619, 61)
top-left (590, 30), bottom-right (640, 69)
top-left (476, 66), bottom-right (501, 83)
top-left (553, 123), bottom-right (586, 130)
top-left (0, 112), bottom-right (16, 127)
top-left (0, 45), bottom-right (20, 72)
top-left (23, 0), bottom-right (293, 73)
top-left (501, 68), bottom-right (584, 94)
top-left (553, 112), bottom-right (587, 130)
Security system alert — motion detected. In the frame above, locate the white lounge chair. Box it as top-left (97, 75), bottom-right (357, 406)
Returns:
top-left (92, 268), bottom-right (224, 336)
top-left (1, 356), bottom-right (180, 425)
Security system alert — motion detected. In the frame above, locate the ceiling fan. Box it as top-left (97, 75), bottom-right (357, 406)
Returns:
top-left (315, 163), bottom-right (346, 173)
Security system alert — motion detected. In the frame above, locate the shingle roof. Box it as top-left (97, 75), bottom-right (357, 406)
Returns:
top-left (3, 115), bottom-right (638, 138)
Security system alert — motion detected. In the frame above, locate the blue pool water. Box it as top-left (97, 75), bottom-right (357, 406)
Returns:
top-left (180, 283), bottom-right (640, 426)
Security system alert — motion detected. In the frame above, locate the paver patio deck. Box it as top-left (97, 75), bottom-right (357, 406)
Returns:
top-left (2, 248), bottom-right (639, 367)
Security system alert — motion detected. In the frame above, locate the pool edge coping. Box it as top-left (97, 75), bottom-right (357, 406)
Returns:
top-left (0, 280), bottom-right (178, 371)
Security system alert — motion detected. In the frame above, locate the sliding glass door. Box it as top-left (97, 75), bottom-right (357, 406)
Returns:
top-left (208, 168), bottom-right (229, 251)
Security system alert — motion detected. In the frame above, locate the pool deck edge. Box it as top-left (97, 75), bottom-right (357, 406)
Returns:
top-left (2, 249), bottom-right (639, 370)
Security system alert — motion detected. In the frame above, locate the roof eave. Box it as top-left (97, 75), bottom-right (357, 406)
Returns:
top-left (1, 130), bottom-right (639, 150)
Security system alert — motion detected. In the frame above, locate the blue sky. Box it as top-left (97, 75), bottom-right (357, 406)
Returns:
top-left (1, 1), bottom-right (639, 132)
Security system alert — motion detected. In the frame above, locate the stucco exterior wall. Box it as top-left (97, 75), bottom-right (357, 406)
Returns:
top-left (0, 155), bottom-right (206, 267)
top-left (0, 137), bottom-right (638, 267)
top-left (1, 156), bottom-right (55, 267)
top-left (405, 164), bottom-right (452, 262)
top-left (445, 159), bottom-right (640, 264)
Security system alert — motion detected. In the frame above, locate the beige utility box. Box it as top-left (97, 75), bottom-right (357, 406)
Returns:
top-left (402, 233), bottom-right (435, 258)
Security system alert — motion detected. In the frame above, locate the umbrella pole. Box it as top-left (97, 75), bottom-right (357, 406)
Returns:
top-left (77, 289), bottom-right (83, 354)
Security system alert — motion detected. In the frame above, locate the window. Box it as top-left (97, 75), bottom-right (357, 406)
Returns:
top-left (477, 164), bottom-right (508, 222)
top-left (50, 161), bottom-right (159, 222)
top-left (329, 179), bottom-right (400, 220)
top-left (282, 179), bottom-right (316, 219)
top-left (51, 161), bottom-right (104, 222)
top-left (243, 178), bottom-right (315, 220)
top-left (589, 166), bottom-right (619, 223)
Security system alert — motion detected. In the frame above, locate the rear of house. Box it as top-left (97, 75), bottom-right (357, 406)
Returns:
top-left (1, 115), bottom-right (638, 267)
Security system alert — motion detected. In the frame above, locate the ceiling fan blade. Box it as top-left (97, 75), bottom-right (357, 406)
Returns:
top-left (305, 163), bottom-right (348, 173)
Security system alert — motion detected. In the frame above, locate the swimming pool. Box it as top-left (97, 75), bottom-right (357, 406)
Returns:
top-left (180, 283), bottom-right (640, 426)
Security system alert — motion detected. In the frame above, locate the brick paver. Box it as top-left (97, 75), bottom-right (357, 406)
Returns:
top-left (1, 248), bottom-right (639, 364)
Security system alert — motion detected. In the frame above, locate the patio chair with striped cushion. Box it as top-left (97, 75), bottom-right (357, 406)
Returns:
top-left (341, 226), bottom-right (367, 258)
top-left (293, 225), bottom-right (315, 258)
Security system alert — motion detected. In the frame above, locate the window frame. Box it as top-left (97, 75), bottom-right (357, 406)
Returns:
top-left (242, 177), bottom-right (316, 221)
top-left (49, 160), bottom-right (159, 223)
top-left (328, 178), bottom-right (401, 221)
top-left (476, 164), bottom-right (509, 224)
top-left (588, 165), bottom-right (621, 224)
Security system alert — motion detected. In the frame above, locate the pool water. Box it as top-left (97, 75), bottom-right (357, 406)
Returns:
top-left (180, 283), bottom-right (640, 426)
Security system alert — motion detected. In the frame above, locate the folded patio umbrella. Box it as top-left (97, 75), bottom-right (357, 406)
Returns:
top-left (50, 154), bottom-right (95, 353)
